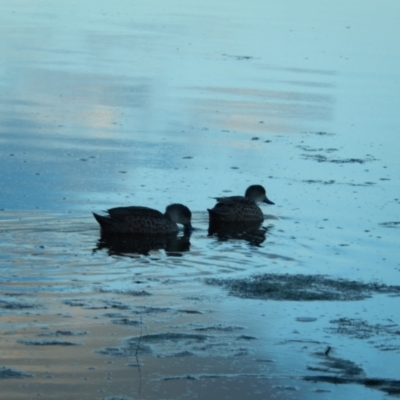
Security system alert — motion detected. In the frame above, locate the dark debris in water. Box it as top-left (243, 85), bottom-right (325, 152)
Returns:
top-left (205, 274), bottom-right (400, 301)
top-left (0, 367), bottom-right (33, 379)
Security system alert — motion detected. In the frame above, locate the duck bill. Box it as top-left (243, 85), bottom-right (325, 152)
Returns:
top-left (184, 224), bottom-right (194, 234)
top-left (263, 197), bottom-right (275, 205)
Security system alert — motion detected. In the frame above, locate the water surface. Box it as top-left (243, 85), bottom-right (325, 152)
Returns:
top-left (1, 1), bottom-right (400, 399)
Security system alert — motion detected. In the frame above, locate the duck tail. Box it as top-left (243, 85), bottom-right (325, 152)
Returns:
top-left (93, 212), bottom-right (113, 231)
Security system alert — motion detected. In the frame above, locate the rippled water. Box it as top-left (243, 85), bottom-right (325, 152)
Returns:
top-left (1, 1), bottom-right (400, 399)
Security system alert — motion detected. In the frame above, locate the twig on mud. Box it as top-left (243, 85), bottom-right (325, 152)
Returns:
top-left (135, 316), bottom-right (143, 395)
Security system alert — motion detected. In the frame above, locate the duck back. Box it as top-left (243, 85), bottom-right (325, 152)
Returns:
top-left (93, 206), bottom-right (178, 234)
top-left (208, 197), bottom-right (264, 224)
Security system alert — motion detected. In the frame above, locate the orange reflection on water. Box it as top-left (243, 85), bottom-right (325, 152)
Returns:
top-left (189, 84), bottom-right (335, 134)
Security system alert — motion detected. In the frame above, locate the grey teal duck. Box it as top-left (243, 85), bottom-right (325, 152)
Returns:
top-left (93, 203), bottom-right (193, 234)
top-left (208, 184), bottom-right (274, 225)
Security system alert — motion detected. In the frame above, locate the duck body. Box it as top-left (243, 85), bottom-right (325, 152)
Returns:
top-left (208, 184), bottom-right (274, 226)
top-left (93, 204), bottom-right (192, 235)
top-left (208, 197), bottom-right (264, 224)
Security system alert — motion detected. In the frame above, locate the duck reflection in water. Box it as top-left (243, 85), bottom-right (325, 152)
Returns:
top-left (95, 231), bottom-right (191, 257)
top-left (208, 185), bottom-right (274, 245)
top-left (208, 223), bottom-right (272, 246)
top-left (93, 203), bottom-right (193, 256)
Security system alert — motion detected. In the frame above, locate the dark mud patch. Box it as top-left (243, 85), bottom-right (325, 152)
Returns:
top-left (110, 317), bottom-right (141, 326)
top-left (130, 306), bottom-right (172, 315)
top-left (37, 330), bottom-right (88, 337)
top-left (302, 154), bottom-right (375, 164)
top-left (101, 300), bottom-right (131, 310)
top-left (17, 339), bottom-right (82, 346)
top-left (303, 179), bottom-right (376, 187)
top-left (222, 53), bottom-right (256, 61)
top-left (0, 367), bottom-right (33, 379)
top-left (380, 221), bottom-right (400, 229)
top-left (100, 305), bottom-right (171, 315)
top-left (305, 353), bottom-right (400, 396)
top-left (303, 179), bottom-right (336, 185)
top-left (307, 353), bottom-right (364, 376)
top-left (205, 274), bottom-right (400, 301)
top-left (98, 333), bottom-right (208, 357)
top-left (297, 145), bottom-right (339, 153)
top-left (98, 331), bottom-right (254, 358)
top-left (98, 288), bottom-right (152, 297)
top-left (97, 342), bottom-right (152, 357)
top-left (304, 375), bottom-right (400, 396)
top-left (71, 300), bottom-right (131, 311)
top-left (178, 309), bottom-right (203, 314)
top-left (63, 299), bottom-right (89, 307)
top-left (63, 298), bottom-right (136, 311)
top-left (192, 324), bottom-right (244, 332)
top-left (99, 307), bottom-right (173, 325)
top-left (303, 131), bottom-right (336, 136)
top-left (101, 397), bottom-right (135, 400)
top-left (0, 300), bottom-right (38, 310)
top-left (159, 372), bottom-right (267, 381)
top-left (327, 318), bottom-right (400, 344)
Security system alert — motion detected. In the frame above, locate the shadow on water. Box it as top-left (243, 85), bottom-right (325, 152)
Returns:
top-left (94, 232), bottom-right (192, 257)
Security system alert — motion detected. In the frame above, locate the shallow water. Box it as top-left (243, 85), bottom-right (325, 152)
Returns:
top-left (1, 1), bottom-right (400, 399)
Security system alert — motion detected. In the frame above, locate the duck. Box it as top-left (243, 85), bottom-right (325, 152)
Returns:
top-left (93, 203), bottom-right (193, 235)
top-left (208, 184), bottom-right (274, 225)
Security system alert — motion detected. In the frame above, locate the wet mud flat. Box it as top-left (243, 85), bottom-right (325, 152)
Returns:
top-left (207, 274), bottom-right (400, 396)
top-left (0, 288), bottom-right (296, 400)
top-left (1, 265), bottom-right (400, 399)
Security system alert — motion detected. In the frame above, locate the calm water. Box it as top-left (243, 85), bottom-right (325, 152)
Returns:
top-left (1, 1), bottom-right (399, 399)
